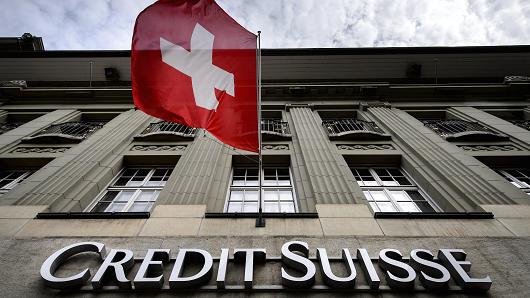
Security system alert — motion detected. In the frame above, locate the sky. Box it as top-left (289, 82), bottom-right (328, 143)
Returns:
top-left (0, 0), bottom-right (528, 50)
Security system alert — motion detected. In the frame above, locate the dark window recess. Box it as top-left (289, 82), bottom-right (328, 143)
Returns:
top-left (510, 120), bottom-right (530, 131)
top-left (422, 119), bottom-right (508, 141)
top-left (322, 119), bottom-right (390, 140)
top-left (0, 122), bottom-right (23, 135)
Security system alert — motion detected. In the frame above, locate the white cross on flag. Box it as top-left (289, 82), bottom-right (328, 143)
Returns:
top-left (132, 0), bottom-right (258, 152)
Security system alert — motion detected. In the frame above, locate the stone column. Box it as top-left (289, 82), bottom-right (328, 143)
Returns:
top-left (367, 107), bottom-right (526, 210)
top-left (288, 106), bottom-right (364, 212)
top-left (4, 109), bottom-right (152, 211)
top-left (0, 109), bottom-right (79, 153)
top-left (449, 106), bottom-right (530, 147)
top-left (156, 131), bottom-right (232, 211)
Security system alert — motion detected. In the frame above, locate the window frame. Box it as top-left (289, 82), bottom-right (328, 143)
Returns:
top-left (496, 169), bottom-right (530, 196)
top-left (224, 166), bottom-right (298, 213)
top-left (350, 167), bottom-right (439, 213)
top-left (85, 167), bottom-right (173, 213)
top-left (0, 170), bottom-right (33, 195)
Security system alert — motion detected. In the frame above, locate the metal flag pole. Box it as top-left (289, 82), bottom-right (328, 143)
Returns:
top-left (256, 30), bottom-right (265, 227)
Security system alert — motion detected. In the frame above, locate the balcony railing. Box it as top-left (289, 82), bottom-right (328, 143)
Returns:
top-left (23, 122), bottom-right (104, 143)
top-left (422, 120), bottom-right (508, 141)
top-left (322, 119), bottom-right (389, 140)
top-left (135, 121), bottom-right (196, 141)
top-left (261, 119), bottom-right (291, 138)
top-left (510, 120), bottom-right (530, 131)
top-left (0, 122), bottom-right (22, 135)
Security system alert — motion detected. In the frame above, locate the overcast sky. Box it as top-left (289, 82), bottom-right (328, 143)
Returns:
top-left (1, 0), bottom-right (528, 50)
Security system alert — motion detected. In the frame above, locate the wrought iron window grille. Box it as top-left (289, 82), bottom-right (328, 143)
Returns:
top-left (422, 119), bottom-right (508, 141)
top-left (322, 118), bottom-right (390, 140)
top-left (136, 121), bottom-right (196, 141)
top-left (23, 121), bottom-right (104, 143)
top-left (261, 119), bottom-right (291, 138)
top-left (0, 122), bottom-right (23, 135)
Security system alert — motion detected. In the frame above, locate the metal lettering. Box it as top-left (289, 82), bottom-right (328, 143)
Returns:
top-left (234, 248), bottom-right (266, 289)
top-left (317, 248), bottom-right (356, 288)
top-left (216, 248), bottom-right (230, 289)
top-left (169, 249), bottom-right (213, 289)
top-left (133, 249), bottom-right (170, 289)
top-left (281, 241), bottom-right (316, 288)
top-left (356, 248), bottom-right (380, 289)
top-left (410, 249), bottom-right (450, 289)
top-left (91, 249), bottom-right (134, 289)
top-left (379, 249), bottom-right (416, 290)
top-left (40, 242), bottom-right (105, 289)
top-left (438, 249), bottom-right (492, 291)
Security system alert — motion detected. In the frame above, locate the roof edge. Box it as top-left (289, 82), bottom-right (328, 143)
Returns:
top-left (1, 45), bottom-right (529, 58)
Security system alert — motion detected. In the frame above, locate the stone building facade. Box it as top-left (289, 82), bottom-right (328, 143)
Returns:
top-left (0, 46), bottom-right (529, 297)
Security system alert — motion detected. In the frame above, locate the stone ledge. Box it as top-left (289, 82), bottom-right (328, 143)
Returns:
top-left (139, 218), bottom-right (202, 236)
top-left (481, 204), bottom-right (530, 218)
top-left (316, 204), bottom-right (373, 218)
top-left (0, 205), bottom-right (48, 218)
top-left (321, 217), bottom-right (383, 236)
top-left (150, 205), bottom-right (206, 218)
top-left (14, 219), bottom-right (146, 238)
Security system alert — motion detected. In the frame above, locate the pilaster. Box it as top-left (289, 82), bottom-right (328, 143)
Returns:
top-left (368, 107), bottom-right (525, 211)
top-left (3, 109), bottom-right (151, 211)
top-left (289, 107), bottom-right (363, 211)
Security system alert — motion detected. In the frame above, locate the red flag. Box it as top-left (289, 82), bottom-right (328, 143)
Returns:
top-left (132, 0), bottom-right (258, 152)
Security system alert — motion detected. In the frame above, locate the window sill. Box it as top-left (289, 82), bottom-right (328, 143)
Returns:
top-left (373, 212), bottom-right (494, 219)
top-left (35, 212), bottom-right (150, 219)
top-left (205, 212), bottom-right (319, 218)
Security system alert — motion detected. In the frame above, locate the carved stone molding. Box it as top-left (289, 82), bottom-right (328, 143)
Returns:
top-left (131, 145), bottom-right (187, 152)
top-left (262, 144), bottom-right (289, 150)
top-left (337, 144), bottom-right (395, 150)
top-left (10, 147), bottom-right (70, 154)
top-left (457, 145), bottom-right (522, 152)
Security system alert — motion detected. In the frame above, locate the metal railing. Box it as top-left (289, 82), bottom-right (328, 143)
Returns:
top-left (139, 121), bottom-right (196, 137)
top-left (422, 120), bottom-right (499, 138)
top-left (30, 122), bottom-right (104, 140)
top-left (261, 119), bottom-right (290, 136)
top-left (322, 119), bottom-right (386, 136)
top-left (510, 120), bottom-right (530, 131)
top-left (0, 122), bottom-right (22, 135)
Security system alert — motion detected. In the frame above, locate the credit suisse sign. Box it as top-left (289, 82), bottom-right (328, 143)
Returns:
top-left (41, 241), bottom-right (491, 293)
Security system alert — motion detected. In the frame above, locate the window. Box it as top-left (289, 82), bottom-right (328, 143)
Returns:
top-left (225, 167), bottom-right (297, 213)
top-left (495, 169), bottom-right (530, 196)
top-left (350, 167), bottom-right (436, 213)
top-left (89, 167), bottom-right (172, 212)
top-left (0, 170), bottom-right (32, 195)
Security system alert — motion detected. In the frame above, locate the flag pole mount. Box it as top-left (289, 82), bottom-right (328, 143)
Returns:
top-left (255, 30), bottom-right (265, 228)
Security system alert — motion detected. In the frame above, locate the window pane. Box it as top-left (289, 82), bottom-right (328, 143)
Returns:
top-left (129, 202), bottom-right (152, 212)
top-left (230, 190), bottom-right (244, 201)
top-left (263, 190), bottom-right (277, 201)
top-left (375, 169), bottom-right (388, 176)
top-left (377, 201), bottom-right (397, 212)
top-left (370, 191), bottom-right (388, 201)
top-left (398, 201), bottom-right (420, 212)
top-left (394, 176), bottom-right (411, 186)
top-left (243, 202), bottom-right (258, 212)
top-left (245, 176), bottom-right (259, 186)
top-left (406, 191), bottom-right (426, 201)
top-left (246, 169), bottom-right (258, 176)
top-left (115, 191), bottom-right (135, 202)
top-left (280, 202), bottom-right (295, 213)
top-left (92, 202), bottom-right (110, 212)
top-left (277, 176), bottom-right (291, 186)
top-left (388, 169), bottom-right (402, 176)
top-left (264, 201), bottom-right (279, 212)
top-left (264, 169), bottom-right (276, 177)
top-left (233, 169), bottom-right (246, 176)
top-left (382, 180), bottom-right (399, 186)
top-left (136, 190), bottom-right (158, 202)
top-left (416, 201), bottom-right (435, 212)
top-left (113, 177), bottom-right (130, 186)
top-left (356, 169), bottom-right (370, 176)
top-left (107, 202), bottom-right (126, 212)
top-left (153, 169), bottom-right (168, 177)
top-left (363, 191), bottom-right (373, 201)
top-left (279, 190), bottom-right (293, 201)
top-left (232, 177), bottom-right (245, 186)
top-left (245, 190), bottom-right (259, 201)
top-left (277, 168), bottom-right (289, 176)
top-left (389, 191), bottom-right (411, 201)
top-left (99, 191), bottom-right (119, 202)
top-left (227, 202), bottom-right (242, 213)
top-left (369, 202), bottom-right (380, 212)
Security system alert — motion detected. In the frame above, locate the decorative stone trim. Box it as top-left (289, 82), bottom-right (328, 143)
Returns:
top-left (337, 144), bottom-right (395, 150)
top-left (457, 145), bottom-right (522, 152)
top-left (262, 144), bottom-right (289, 150)
top-left (131, 145), bottom-right (187, 151)
top-left (10, 147), bottom-right (70, 154)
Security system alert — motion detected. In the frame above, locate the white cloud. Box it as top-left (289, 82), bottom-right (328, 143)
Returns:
top-left (0, 0), bottom-right (528, 50)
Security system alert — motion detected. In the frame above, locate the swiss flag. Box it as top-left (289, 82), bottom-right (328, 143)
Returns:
top-left (132, 0), bottom-right (258, 152)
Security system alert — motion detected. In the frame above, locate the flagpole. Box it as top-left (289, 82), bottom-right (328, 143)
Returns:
top-left (256, 30), bottom-right (265, 228)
